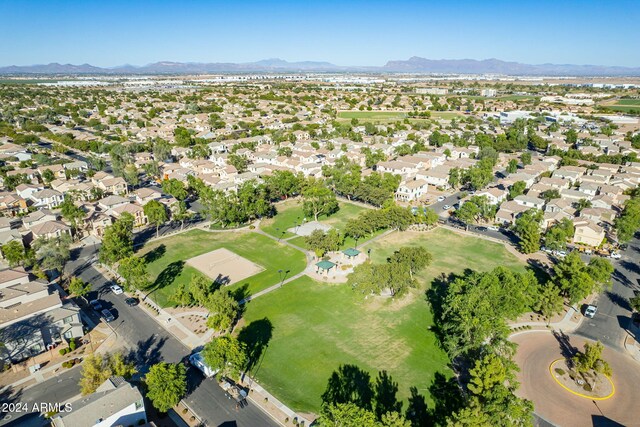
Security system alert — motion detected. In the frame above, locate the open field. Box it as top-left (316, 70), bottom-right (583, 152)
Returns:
top-left (614, 98), bottom-right (640, 105)
top-left (240, 227), bottom-right (527, 413)
top-left (136, 230), bottom-right (306, 307)
top-left (260, 199), bottom-right (368, 241)
top-left (240, 275), bottom-right (448, 413)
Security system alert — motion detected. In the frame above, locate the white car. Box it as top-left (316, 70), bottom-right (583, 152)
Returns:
top-left (610, 252), bottom-right (621, 259)
top-left (437, 196), bottom-right (446, 202)
top-left (443, 205), bottom-right (451, 210)
top-left (110, 284), bottom-right (123, 295)
top-left (584, 305), bottom-right (597, 318)
top-left (488, 225), bottom-right (499, 231)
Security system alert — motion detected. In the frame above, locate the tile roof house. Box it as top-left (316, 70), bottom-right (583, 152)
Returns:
top-left (52, 377), bottom-right (147, 427)
top-left (573, 219), bottom-right (605, 247)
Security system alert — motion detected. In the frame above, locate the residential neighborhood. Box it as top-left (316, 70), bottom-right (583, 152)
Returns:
top-left (1, 2), bottom-right (640, 426)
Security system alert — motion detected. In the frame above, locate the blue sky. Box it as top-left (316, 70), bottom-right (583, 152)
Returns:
top-left (1, 0), bottom-right (639, 67)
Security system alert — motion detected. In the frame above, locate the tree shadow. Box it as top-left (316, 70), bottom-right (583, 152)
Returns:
top-left (405, 386), bottom-right (431, 427)
top-left (373, 370), bottom-right (401, 419)
top-left (428, 372), bottom-right (464, 426)
top-left (125, 334), bottom-right (167, 374)
top-left (591, 415), bottom-right (626, 427)
top-left (525, 259), bottom-right (551, 283)
top-left (149, 260), bottom-right (184, 292)
top-left (214, 273), bottom-right (231, 286)
top-left (142, 244), bottom-right (166, 264)
top-left (552, 330), bottom-right (577, 362)
top-left (321, 364), bottom-right (374, 411)
top-left (611, 268), bottom-right (634, 288)
top-left (231, 283), bottom-right (250, 303)
top-left (237, 318), bottom-right (273, 372)
top-left (605, 291), bottom-right (632, 311)
top-left (620, 260), bottom-right (640, 276)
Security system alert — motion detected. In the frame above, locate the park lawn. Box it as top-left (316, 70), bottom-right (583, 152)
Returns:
top-left (614, 99), bottom-right (640, 106)
top-left (240, 227), bottom-right (527, 413)
top-left (136, 230), bottom-right (306, 307)
top-left (366, 227), bottom-right (526, 284)
top-left (240, 275), bottom-right (448, 413)
top-left (261, 199), bottom-right (368, 240)
top-left (605, 105), bottom-right (640, 113)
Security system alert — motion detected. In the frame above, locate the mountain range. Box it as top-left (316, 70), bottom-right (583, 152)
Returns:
top-left (1, 57), bottom-right (639, 76)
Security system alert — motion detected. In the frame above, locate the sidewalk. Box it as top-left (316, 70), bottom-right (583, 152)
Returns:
top-left (623, 321), bottom-right (640, 361)
top-left (241, 375), bottom-right (314, 426)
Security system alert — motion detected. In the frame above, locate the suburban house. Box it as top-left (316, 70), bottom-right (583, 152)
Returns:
top-left (29, 220), bottom-right (72, 241)
top-left (51, 377), bottom-right (147, 427)
top-left (0, 268), bottom-right (83, 363)
top-left (110, 203), bottom-right (147, 227)
top-left (30, 189), bottom-right (64, 209)
top-left (573, 219), bottom-right (605, 247)
top-left (395, 179), bottom-right (428, 202)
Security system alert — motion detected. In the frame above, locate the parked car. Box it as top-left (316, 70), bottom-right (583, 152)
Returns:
top-left (584, 305), bottom-right (598, 318)
top-left (443, 205), bottom-right (451, 210)
top-left (610, 252), bottom-right (621, 259)
top-left (125, 297), bottom-right (138, 307)
top-left (89, 300), bottom-right (103, 311)
top-left (110, 284), bottom-right (123, 295)
top-left (476, 226), bottom-right (487, 231)
top-left (437, 196), bottom-right (446, 202)
top-left (189, 351), bottom-right (220, 378)
top-left (487, 225), bottom-right (499, 231)
top-left (101, 309), bottom-right (115, 323)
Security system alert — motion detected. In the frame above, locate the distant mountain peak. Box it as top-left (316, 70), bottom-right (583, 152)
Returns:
top-left (0, 57), bottom-right (638, 76)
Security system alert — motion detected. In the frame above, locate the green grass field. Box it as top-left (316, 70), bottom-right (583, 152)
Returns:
top-left (135, 230), bottom-right (306, 307)
top-left (614, 98), bottom-right (640, 106)
top-left (261, 199), bottom-right (369, 242)
top-left (240, 227), bottom-right (526, 412)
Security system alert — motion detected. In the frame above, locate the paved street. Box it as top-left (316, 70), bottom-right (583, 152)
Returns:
top-left (1, 250), bottom-right (279, 427)
top-left (574, 236), bottom-right (640, 350)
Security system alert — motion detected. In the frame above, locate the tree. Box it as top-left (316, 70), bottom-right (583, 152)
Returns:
top-left (32, 233), bottom-right (72, 274)
top-left (573, 342), bottom-right (612, 386)
top-left (544, 219), bottom-right (574, 251)
top-left (615, 196), bottom-right (640, 243)
top-left (144, 200), bottom-right (168, 238)
top-left (68, 277), bottom-right (91, 301)
top-left (535, 284), bottom-right (564, 323)
top-left (513, 209), bottom-right (542, 254)
top-left (60, 195), bottom-right (85, 237)
top-left (79, 353), bottom-right (112, 395)
top-left (228, 153), bottom-right (249, 173)
top-left (189, 274), bottom-right (214, 306)
top-left (302, 180), bottom-right (339, 221)
top-left (145, 362), bottom-right (187, 413)
top-left (118, 256), bottom-right (150, 291)
top-left (152, 138), bottom-right (172, 162)
top-left (100, 213), bottom-right (134, 265)
top-left (388, 247), bottom-right (432, 280)
top-left (506, 159), bottom-right (518, 174)
top-left (508, 181), bottom-right (526, 200)
top-left (575, 198), bottom-right (592, 213)
top-left (42, 168), bottom-right (55, 184)
top-left (202, 334), bottom-right (247, 379)
top-left (520, 152), bottom-right (532, 166)
top-left (629, 295), bottom-right (640, 313)
top-left (448, 167), bottom-right (460, 189)
top-left (541, 189), bottom-right (560, 203)
top-left (161, 178), bottom-right (188, 201)
top-left (554, 252), bottom-right (613, 304)
top-left (205, 288), bottom-right (239, 332)
top-left (79, 352), bottom-right (136, 395)
top-left (123, 164), bottom-right (139, 187)
top-left (171, 201), bottom-right (192, 231)
top-left (1, 241), bottom-right (25, 267)
top-left (319, 403), bottom-right (378, 427)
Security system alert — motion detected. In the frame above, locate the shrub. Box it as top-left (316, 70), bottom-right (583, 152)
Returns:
top-left (555, 368), bottom-right (566, 376)
top-left (285, 417), bottom-right (289, 423)
top-left (62, 361), bottom-right (73, 368)
top-left (249, 225), bottom-right (255, 230)
top-left (69, 339), bottom-right (77, 351)
top-left (583, 383), bottom-right (593, 392)
top-left (182, 408), bottom-right (188, 415)
top-left (59, 348), bottom-right (68, 356)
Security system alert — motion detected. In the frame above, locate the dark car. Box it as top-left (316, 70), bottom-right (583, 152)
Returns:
top-left (125, 297), bottom-right (139, 307)
top-left (89, 300), bottom-right (103, 311)
top-left (101, 309), bottom-right (115, 322)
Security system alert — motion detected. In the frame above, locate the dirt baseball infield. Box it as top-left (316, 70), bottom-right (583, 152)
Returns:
top-left (186, 248), bottom-right (264, 285)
